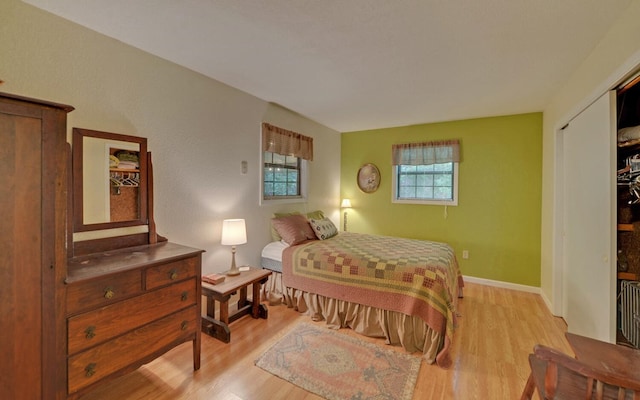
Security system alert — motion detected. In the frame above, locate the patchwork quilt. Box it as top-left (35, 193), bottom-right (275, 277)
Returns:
top-left (282, 232), bottom-right (463, 364)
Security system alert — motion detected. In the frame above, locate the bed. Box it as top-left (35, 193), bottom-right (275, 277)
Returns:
top-left (261, 213), bottom-right (463, 367)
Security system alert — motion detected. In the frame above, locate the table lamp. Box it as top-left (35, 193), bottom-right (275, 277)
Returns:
top-left (341, 199), bottom-right (352, 231)
top-left (221, 218), bottom-right (247, 276)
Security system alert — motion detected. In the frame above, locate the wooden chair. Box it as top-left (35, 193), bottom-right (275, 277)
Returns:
top-left (521, 344), bottom-right (640, 399)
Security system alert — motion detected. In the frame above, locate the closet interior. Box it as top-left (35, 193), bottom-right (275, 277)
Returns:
top-left (616, 74), bottom-right (640, 348)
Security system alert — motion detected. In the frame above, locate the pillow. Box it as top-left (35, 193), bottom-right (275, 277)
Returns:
top-left (270, 211), bottom-right (300, 241)
top-left (271, 214), bottom-right (317, 245)
top-left (309, 217), bottom-right (339, 240)
top-left (270, 210), bottom-right (325, 241)
top-left (305, 209), bottom-right (325, 220)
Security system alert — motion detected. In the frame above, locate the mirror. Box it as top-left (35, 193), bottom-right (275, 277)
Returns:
top-left (72, 128), bottom-right (148, 233)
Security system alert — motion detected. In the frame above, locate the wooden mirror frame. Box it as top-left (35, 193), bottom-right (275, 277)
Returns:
top-left (72, 127), bottom-right (148, 233)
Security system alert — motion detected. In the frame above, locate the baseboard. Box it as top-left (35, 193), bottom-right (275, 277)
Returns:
top-left (462, 275), bottom-right (541, 294)
top-left (538, 290), bottom-right (556, 315)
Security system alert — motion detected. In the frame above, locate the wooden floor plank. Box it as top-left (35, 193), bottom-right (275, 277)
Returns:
top-left (77, 282), bottom-right (570, 399)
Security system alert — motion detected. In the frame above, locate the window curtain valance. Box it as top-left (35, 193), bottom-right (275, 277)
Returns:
top-left (262, 123), bottom-right (314, 161)
top-left (391, 139), bottom-right (460, 166)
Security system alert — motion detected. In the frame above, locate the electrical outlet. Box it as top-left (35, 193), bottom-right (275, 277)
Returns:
top-left (462, 250), bottom-right (469, 259)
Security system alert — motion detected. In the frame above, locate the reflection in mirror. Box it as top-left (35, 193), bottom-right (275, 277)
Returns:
top-left (83, 137), bottom-right (140, 224)
top-left (73, 128), bottom-right (148, 233)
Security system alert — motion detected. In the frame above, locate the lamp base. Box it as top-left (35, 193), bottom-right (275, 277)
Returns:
top-left (343, 211), bottom-right (348, 232)
top-left (226, 248), bottom-right (241, 275)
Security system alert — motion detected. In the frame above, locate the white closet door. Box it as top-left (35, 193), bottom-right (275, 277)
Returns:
top-left (562, 91), bottom-right (617, 342)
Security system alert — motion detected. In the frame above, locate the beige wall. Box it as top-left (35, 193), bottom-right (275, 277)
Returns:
top-left (1, 0), bottom-right (341, 274)
top-left (541, 0), bottom-right (640, 313)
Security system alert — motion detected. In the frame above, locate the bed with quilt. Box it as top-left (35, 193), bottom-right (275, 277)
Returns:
top-left (262, 212), bottom-right (463, 366)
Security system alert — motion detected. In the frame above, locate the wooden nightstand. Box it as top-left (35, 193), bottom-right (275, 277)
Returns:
top-left (201, 267), bottom-right (271, 343)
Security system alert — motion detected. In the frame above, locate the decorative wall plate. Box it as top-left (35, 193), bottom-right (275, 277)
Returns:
top-left (357, 163), bottom-right (380, 193)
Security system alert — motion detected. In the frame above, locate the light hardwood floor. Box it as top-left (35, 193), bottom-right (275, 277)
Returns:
top-left (78, 282), bottom-right (571, 399)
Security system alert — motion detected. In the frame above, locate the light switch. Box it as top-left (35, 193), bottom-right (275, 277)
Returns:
top-left (241, 160), bottom-right (248, 175)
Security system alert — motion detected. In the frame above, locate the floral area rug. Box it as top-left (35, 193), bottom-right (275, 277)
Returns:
top-left (255, 323), bottom-right (421, 400)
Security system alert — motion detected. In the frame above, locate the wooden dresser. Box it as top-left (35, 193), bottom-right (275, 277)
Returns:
top-left (65, 242), bottom-right (203, 399)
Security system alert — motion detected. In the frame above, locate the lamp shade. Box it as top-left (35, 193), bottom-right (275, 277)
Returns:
top-left (341, 198), bottom-right (352, 208)
top-left (221, 219), bottom-right (247, 246)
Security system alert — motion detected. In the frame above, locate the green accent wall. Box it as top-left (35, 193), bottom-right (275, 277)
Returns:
top-left (341, 113), bottom-right (542, 287)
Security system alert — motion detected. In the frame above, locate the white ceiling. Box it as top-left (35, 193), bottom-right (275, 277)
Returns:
top-left (23, 0), bottom-right (632, 132)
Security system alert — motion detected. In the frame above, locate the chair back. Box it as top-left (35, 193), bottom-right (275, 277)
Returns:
top-left (526, 344), bottom-right (640, 400)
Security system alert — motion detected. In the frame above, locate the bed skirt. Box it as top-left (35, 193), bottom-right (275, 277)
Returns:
top-left (262, 271), bottom-right (444, 364)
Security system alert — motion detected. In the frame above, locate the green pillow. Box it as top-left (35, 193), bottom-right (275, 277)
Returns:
top-left (306, 210), bottom-right (324, 220)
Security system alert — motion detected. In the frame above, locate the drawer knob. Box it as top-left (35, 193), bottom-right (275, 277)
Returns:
top-left (85, 363), bottom-right (97, 377)
top-left (85, 326), bottom-right (96, 339)
top-left (181, 321), bottom-right (188, 331)
top-left (169, 269), bottom-right (178, 280)
top-left (104, 287), bottom-right (114, 299)
top-left (181, 291), bottom-right (188, 301)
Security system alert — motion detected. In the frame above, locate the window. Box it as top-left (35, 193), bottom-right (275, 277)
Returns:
top-left (263, 151), bottom-right (301, 199)
top-left (261, 123), bottom-right (313, 203)
top-left (392, 140), bottom-right (460, 205)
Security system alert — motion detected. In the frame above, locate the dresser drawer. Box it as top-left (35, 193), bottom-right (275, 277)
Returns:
top-left (68, 306), bottom-right (198, 395)
top-left (68, 278), bottom-right (197, 355)
top-left (67, 270), bottom-right (142, 315)
top-left (145, 256), bottom-right (198, 290)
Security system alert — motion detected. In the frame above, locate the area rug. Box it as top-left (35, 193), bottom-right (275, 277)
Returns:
top-left (255, 323), bottom-right (421, 400)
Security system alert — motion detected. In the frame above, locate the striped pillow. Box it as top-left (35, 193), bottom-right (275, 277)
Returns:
top-left (271, 214), bottom-right (316, 245)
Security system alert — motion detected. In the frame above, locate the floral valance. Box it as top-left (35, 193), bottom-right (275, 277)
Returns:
top-left (391, 139), bottom-right (460, 166)
top-left (262, 123), bottom-right (313, 161)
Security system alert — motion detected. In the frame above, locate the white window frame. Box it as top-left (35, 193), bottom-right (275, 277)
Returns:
top-left (392, 162), bottom-right (459, 206)
top-left (260, 151), bottom-right (308, 206)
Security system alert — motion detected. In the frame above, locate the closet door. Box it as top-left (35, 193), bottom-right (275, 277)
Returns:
top-left (562, 91), bottom-right (617, 342)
